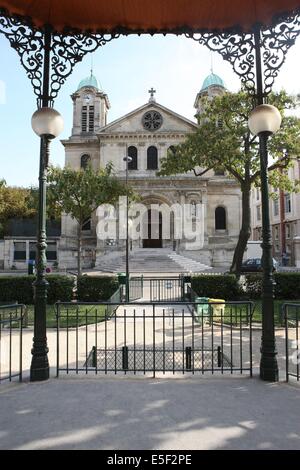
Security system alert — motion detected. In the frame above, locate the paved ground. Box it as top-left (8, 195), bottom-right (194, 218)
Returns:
top-left (0, 375), bottom-right (300, 450)
top-left (1, 293), bottom-right (299, 450)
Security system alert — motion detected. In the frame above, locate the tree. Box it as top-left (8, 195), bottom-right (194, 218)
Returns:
top-left (0, 183), bottom-right (37, 237)
top-left (47, 163), bottom-right (129, 275)
top-left (159, 89), bottom-right (300, 274)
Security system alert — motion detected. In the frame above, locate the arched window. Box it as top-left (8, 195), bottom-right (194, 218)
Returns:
top-left (147, 146), bottom-right (158, 170)
top-left (80, 154), bottom-right (91, 170)
top-left (128, 146), bottom-right (138, 170)
top-left (215, 207), bottom-right (226, 230)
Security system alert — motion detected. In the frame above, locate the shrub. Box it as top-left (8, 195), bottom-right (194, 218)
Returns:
top-left (46, 275), bottom-right (75, 303)
top-left (77, 275), bottom-right (118, 302)
top-left (274, 272), bottom-right (300, 299)
top-left (0, 275), bottom-right (75, 305)
top-left (243, 272), bottom-right (300, 300)
top-left (0, 276), bottom-right (35, 304)
top-left (191, 274), bottom-right (240, 300)
top-left (242, 273), bottom-right (262, 299)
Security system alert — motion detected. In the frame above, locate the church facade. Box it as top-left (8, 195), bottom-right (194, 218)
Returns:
top-left (59, 72), bottom-right (242, 270)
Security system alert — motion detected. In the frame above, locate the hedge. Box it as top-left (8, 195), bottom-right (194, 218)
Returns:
top-left (0, 275), bottom-right (74, 305)
top-left (243, 272), bottom-right (300, 300)
top-left (77, 275), bottom-right (118, 302)
top-left (191, 274), bottom-right (240, 300)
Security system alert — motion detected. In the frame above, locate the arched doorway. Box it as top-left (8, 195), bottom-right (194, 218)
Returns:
top-left (143, 208), bottom-right (162, 248)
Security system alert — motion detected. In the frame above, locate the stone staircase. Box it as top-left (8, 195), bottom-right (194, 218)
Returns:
top-left (168, 252), bottom-right (212, 273)
top-left (96, 248), bottom-right (212, 273)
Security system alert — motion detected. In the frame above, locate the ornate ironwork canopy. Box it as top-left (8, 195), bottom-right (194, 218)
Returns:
top-left (0, 0), bottom-right (300, 33)
top-left (0, 4), bottom-right (299, 106)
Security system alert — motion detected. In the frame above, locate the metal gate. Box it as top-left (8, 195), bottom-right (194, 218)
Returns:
top-left (56, 300), bottom-right (253, 377)
top-left (143, 277), bottom-right (183, 302)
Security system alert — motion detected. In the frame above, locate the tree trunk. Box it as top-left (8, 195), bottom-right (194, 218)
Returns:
top-left (77, 223), bottom-right (82, 277)
top-left (230, 183), bottom-right (252, 275)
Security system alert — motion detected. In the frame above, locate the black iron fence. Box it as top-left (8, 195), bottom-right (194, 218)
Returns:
top-left (283, 302), bottom-right (300, 382)
top-left (56, 300), bottom-right (253, 377)
top-left (0, 304), bottom-right (25, 383)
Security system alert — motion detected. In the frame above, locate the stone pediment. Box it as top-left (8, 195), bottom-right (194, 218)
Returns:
top-left (98, 102), bottom-right (198, 135)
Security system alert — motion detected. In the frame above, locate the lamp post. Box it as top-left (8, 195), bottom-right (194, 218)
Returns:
top-left (248, 104), bottom-right (282, 382)
top-left (123, 153), bottom-right (132, 302)
top-left (30, 107), bottom-right (64, 381)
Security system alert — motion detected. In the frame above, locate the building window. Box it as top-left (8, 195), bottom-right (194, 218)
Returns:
top-left (128, 146), bottom-right (138, 170)
top-left (29, 242), bottom-right (36, 261)
top-left (46, 242), bottom-right (57, 261)
top-left (256, 205), bottom-right (261, 221)
top-left (285, 193), bottom-right (291, 213)
top-left (89, 106), bottom-right (94, 132)
top-left (286, 224), bottom-right (291, 239)
top-left (82, 105), bottom-right (94, 132)
top-left (82, 218), bottom-right (91, 231)
top-left (274, 226), bottom-right (279, 240)
top-left (14, 242), bottom-right (26, 261)
top-left (190, 201), bottom-right (197, 217)
top-left (147, 146), bottom-right (158, 170)
top-left (256, 188), bottom-right (260, 200)
top-left (273, 198), bottom-right (279, 217)
top-left (214, 168), bottom-right (225, 176)
top-left (81, 105), bottom-right (87, 132)
top-left (215, 206), bottom-right (226, 230)
top-left (80, 154), bottom-right (91, 170)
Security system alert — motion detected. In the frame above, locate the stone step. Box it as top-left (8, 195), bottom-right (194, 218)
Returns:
top-left (96, 249), bottom-right (212, 273)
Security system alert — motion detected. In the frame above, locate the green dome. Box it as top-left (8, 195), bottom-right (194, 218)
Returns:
top-left (201, 73), bottom-right (225, 91)
top-left (77, 74), bottom-right (99, 91)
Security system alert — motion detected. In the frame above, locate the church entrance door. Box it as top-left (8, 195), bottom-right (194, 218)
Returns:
top-left (143, 209), bottom-right (162, 248)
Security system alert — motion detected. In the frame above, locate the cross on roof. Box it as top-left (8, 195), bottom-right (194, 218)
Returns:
top-left (148, 87), bottom-right (156, 101)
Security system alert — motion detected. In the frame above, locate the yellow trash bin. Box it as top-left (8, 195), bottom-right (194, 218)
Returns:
top-left (208, 298), bottom-right (225, 317)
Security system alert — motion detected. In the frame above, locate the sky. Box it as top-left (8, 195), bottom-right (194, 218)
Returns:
top-left (0, 33), bottom-right (300, 187)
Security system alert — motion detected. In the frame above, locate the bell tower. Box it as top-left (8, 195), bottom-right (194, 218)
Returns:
top-left (71, 71), bottom-right (110, 136)
top-left (194, 72), bottom-right (226, 121)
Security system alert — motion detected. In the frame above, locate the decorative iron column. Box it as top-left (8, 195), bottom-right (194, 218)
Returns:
top-left (123, 150), bottom-right (132, 302)
top-left (253, 26), bottom-right (279, 382)
top-left (30, 26), bottom-right (52, 381)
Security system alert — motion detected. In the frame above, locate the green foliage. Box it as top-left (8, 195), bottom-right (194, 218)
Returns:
top-left (159, 89), bottom-right (300, 274)
top-left (47, 164), bottom-right (131, 275)
top-left (46, 275), bottom-right (75, 303)
top-left (191, 275), bottom-right (240, 300)
top-left (47, 163), bottom-right (130, 226)
top-left (77, 275), bottom-right (118, 302)
top-left (0, 185), bottom-right (37, 236)
top-left (0, 275), bottom-right (75, 305)
top-left (274, 273), bottom-right (300, 300)
top-left (159, 89), bottom-right (300, 186)
top-left (242, 274), bottom-right (262, 299)
top-left (243, 272), bottom-right (300, 300)
top-left (0, 276), bottom-right (35, 304)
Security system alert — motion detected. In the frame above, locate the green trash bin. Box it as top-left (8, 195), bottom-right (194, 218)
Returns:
top-left (195, 297), bottom-right (210, 324)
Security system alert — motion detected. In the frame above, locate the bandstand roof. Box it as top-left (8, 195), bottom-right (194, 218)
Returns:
top-left (1, 0), bottom-right (300, 33)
